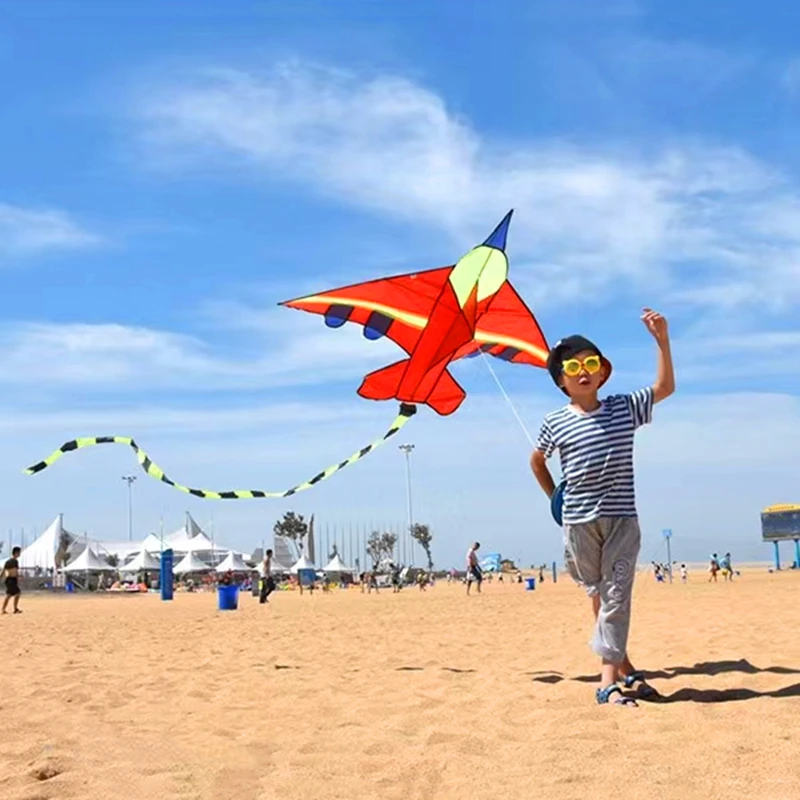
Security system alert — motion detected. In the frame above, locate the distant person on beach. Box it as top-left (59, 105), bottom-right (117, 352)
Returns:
top-left (465, 542), bottom-right (482, 595)
top-left (530, 309), bottom-right (674, 707)
top-left (2, 547), bottom-right (22, 615)
top-left (709, 554), bottom-right (719, 582)
top-left (680, 564), bottom-right (688, 583)
top-left (259, 549), bottom-right (275, 604)
top-left (720, 552), bottom-right (734, 581)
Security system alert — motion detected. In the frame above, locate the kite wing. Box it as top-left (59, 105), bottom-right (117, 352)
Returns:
top-left (280, 266), bottom-right (454, 354)
top-left (455, 281), bottom-right (549, 366)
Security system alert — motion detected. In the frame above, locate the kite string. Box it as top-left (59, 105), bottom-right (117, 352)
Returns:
top-left (479, 350), bottom-right (535, 447)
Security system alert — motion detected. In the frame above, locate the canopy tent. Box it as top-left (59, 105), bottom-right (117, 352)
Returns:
top-left (140, 533), bottom-right (165, 553)
top-left (290, 554), bottom-right (315, 574)
top-left (166, 512), bottom-right (214, 551)
top-left (215, 551), bottom-right (254, 573)
top-left (120, 550), bottom-right (161, 572)
top-left (273, 534), bottom-right (296, 568)
top-left (19, 514), bottom-right (75, 571)
top-left (323, 554), bottom-right (353, 573)
top-left (173, 551), bottom-right (212, 574)
top-left (64, 547), bottom-right (116, 573)
top-left (271, 559), bottom-right (292, 573)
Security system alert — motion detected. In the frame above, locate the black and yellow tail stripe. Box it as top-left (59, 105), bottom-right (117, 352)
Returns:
top-left (24, 404), bottom-right (417, 499)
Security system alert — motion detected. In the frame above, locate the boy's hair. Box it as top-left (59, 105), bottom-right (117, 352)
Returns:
top-left (545, 334), bottom-right (613, 395)
top-left (266, 549), bottom-right (273, 556)
top-left (11, 546), bottom-right (21, 556)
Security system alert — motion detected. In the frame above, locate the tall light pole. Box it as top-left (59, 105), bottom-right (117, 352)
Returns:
top-left (122, 475), bottom-right (137, 541)
top-left (398, 444), bottom-right (415, 564)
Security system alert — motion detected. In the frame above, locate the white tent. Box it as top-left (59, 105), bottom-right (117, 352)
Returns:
top-left (323, 554), bottom-right (353, 573)
top-left (120, 550), bottom-right (161, 572)
top-left (173, 551), bottom-right (212, 574)
top-left (19, 514), bottom-right (75, 570)
top-left (273, 534), bottom-right (296, 568)
top-left (64, 547), bottom-right (116, 573)
top-left (140, 533), bottom-right (165, 553)
top-left (166, 513), bottom-right (215, 552)
top-left (290, 554), bottom-right (315, 574)
top-left (215, 551), bottom-right (254, 573)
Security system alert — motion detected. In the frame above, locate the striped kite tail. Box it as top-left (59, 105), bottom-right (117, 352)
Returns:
top-left (23, 403), bottom-right (417, 499)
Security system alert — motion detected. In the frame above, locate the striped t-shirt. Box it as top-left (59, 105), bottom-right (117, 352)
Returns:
top-left (535, 387), bottom-right (654, 524)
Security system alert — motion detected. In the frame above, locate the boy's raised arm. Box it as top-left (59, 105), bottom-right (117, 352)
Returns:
top-left (641, 307), bottom-right (675, 404)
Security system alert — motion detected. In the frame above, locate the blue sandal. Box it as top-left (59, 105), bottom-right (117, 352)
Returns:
top-left (623, 671), bottom-right (659, 699)
top-left (596, 684), bottom-right (638, 706)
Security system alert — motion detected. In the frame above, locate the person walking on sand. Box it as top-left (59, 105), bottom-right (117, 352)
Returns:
top-left (466, 542), bottom-right (483, 595)
top-left (2, 546), bottom-right (22, 615)
top-left (530, 309), bottom-right (675, 707)
top-left (259, 549), bottom-right (276, 604)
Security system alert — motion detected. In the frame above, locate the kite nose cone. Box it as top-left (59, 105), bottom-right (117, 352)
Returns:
top-left (482, 209), bottom-right (513, 252)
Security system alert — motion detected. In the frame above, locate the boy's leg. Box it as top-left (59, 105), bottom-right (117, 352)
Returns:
top-left (564, 522), bottom-right (621, 688)
top-left (593, 518), bottom-right (640, 667)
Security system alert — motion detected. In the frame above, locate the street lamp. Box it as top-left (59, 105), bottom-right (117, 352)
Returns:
top-left (121, 475), bottom-right (137, 541)
top-left (398, 444), bottom-right (415, 564)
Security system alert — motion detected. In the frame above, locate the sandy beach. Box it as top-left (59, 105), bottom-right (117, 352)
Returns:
top-left (2, 567), bottom-right (799, 800)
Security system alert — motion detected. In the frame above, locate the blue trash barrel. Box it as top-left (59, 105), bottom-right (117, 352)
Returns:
top-left (65, 582), bottom-right (74, 593)
top-left (217, 584), bottom-right (239, 611)
top-left (525, 577), bottom-right (536, 591)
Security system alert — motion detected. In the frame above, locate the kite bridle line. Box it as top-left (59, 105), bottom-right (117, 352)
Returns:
top-left (24, 403), bottom-right (418, 500)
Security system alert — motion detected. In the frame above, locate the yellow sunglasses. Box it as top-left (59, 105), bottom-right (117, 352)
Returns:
top-left (562, 355), bottom-right (602, 377)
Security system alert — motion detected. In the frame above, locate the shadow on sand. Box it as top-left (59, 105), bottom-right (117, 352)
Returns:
top-left (531, 659), bottom-right (800, 703)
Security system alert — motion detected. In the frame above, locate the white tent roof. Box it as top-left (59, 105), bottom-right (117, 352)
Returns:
top-left (140, 533), bottom-right (165, 553)
top-left (273, 534), bottom-right (296, 567)
top-left (168, 530), bottom-right (215, 552)
top-left (290, 554), bottom-right (315, 574)
top-left (173, 551), bottom-right (212, 574)
top-left (19, 516), bottom-right (61, 570)
top-left (323, 554), bottom-right (353, 573)
top-left (215, 551), bottom-right (254, 573)
top-left (64, 547), bottom-right (116, 573)
top-left (120, 550), bottom-right (161, 572)
top-left (19, 515), bottom-right (75, 570)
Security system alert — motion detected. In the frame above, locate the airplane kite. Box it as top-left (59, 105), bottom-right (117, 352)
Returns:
top-left (281, 209), bottom-right (549, 415)
top-left (23, 210), bottom-right (550, 500)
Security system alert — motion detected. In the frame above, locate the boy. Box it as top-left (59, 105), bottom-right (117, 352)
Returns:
top-left (2, 546), bottom-right (22, 614)
top-left (530, 308), bottom-right (674, 707)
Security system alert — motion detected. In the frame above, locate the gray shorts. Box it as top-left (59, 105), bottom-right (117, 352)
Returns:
top-left (563, 517), bottom-right (641, 664)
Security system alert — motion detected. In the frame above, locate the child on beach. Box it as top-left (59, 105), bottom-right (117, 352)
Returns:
top-left (530, 309), bottom-right (675, 707)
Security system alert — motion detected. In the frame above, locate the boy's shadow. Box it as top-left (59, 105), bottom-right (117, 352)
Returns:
top-left (531, 659), bottom-right (800, 703)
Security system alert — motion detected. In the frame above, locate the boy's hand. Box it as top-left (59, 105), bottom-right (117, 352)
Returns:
top-left (641, 307), bottom-right (669, 344)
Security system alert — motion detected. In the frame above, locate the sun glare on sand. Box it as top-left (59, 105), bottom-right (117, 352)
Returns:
top-left (2, 569), bottom-right (799, 799)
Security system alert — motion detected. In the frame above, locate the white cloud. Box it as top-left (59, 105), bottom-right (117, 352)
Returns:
top-left (132, 61), bottom-right (800, 310)
top-left (0, 203), bottom-right (100, 258)
top-left (0, 315), bottom-right (398, 392)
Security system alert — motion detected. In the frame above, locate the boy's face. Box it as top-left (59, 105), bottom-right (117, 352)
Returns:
top-left (558, 348), bottom-right (609, 398)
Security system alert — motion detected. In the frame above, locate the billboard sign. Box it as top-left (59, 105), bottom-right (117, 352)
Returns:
top-left (761, 505), bottom-right (800, 542)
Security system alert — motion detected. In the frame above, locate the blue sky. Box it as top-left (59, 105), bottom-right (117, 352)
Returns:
top-left (2, 0), bottom-right (800, 567)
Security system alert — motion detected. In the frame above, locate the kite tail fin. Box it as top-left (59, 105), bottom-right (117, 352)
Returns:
top-left (425, 370), bottom-right (466, 416)
top-left (359, 360), bottom-right (465, 416)
top-left (358, 359), bottom-right (409, 402)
